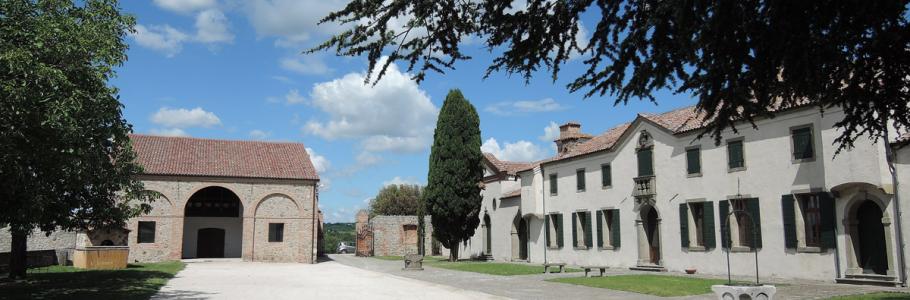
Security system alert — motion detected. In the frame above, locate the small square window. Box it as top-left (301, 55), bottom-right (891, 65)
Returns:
top-left (686, 147), bottom-right (701, 175)
top-left (549, 174), bottom-right (558, 195)
top-left (601, 164), bottom-right (612, 187)
top-left (792, 127), bottom-right (814, 160)
top-left (727, 140), bottom-right (745, 170)
top-left (576, 169), bottom-right (586, 192)
top-left (138, 221), bottom-right (156, 243)
top-left (269, 223), bottom-right (284, 242)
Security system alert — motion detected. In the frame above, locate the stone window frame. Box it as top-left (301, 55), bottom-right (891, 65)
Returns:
top-left (137, 221), bottom-right (156, 244)
top-left (726, 137), bottom-right (747, 173)
top-left (549, 173), bottom-right (558, 196)
top-left (546, 213), bottom-right (562, 249)
top-left (576, 168), bottom-right (586, 192)
top-left (572, 209), bottom-right (591, 250)
top-left (685, 145), bottom-right (703, 178)
top-left (790, 188), bottom-right (827, 253)
top-left (268, 223), bottom-right (285, 242)
top-left (597, 207), bottom-right (618, 250)
top-left (684, 199), bottom-right (708, 251)
top-left (790, 124), bottom-right (817, 163)
top-left (724, 196), bottom-right (760, 252)
top-left (600, 163), bottom-right (612, 189)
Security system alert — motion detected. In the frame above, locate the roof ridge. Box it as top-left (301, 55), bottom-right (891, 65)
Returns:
top-left (129, 134), bottom-right (307, 146)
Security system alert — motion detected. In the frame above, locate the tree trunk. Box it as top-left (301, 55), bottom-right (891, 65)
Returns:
top-left (8, 229), bottom-right (28, 279)
top-left (448, 240), bottom-right (459, 262)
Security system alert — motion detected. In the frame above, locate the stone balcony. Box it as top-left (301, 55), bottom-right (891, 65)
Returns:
top-left (632, 175), bottom-right (656, 198)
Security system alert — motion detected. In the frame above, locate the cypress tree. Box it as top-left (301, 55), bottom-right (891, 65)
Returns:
top-left (425, 89), bottom-right (483, 261)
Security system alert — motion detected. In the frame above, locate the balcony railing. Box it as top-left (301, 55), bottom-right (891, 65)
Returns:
top-left (632, 176), bottom-right (656, 198)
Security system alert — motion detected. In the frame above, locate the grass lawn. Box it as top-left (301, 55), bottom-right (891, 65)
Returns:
top-left (0, 261), bottom-right (184, 300)
top-left (426, 260), bottom-right (581, 276)
top-left (828, 292), bottom-right (910, 300)
top-left (548, 274), bottom-right (731, 297)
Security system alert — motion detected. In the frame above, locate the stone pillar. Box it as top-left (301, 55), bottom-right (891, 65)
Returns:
top-left (636, 219), bottom-right (650, 266)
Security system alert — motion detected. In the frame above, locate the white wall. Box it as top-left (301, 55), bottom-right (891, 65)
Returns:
top-left (182, 217), bottom-right (243, 258)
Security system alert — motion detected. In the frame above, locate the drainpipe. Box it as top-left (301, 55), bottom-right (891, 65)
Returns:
top-left (884, 129), bottom-right (907, 286)
top-left (541, 165), bottom-right (548, 265)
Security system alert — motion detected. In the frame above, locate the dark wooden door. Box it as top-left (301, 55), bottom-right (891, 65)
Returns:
top-left (197, 228), bottom-right (225, 258)
top-left (646, 209), bottom-right (661, 264)
top-left (857, 201), bottom-right (887, 275)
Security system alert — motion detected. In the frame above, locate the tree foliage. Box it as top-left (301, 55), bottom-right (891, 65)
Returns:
top-left (424, 90), bottom-right (483, 261)
top-left (0, 0), bottom-right (154, 278)
top-left (311, 0), bottom-right (910, 150)
top-left (369, 184), bottom-right (424, 216)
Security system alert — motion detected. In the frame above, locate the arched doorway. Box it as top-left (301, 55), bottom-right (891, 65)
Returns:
top-left (637, 204), bottom-right (661, 266)
top-left (856, 200), bottom-right (888, 275)
top-left (483, 214), bottom-right (492, 255)
top-left (511, 214), bottom-right (529, 261)
top-left (182, 186), bottom-right (243, 259)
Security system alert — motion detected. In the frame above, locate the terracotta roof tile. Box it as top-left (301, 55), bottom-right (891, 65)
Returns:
top-left (130, 134), bottom-right (319, 180)
top-left (483, 152), bottom-right (536, 175)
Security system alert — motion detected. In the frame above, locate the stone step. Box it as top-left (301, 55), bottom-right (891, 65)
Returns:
top-left (629, 265), bottom-right (667, 272)
top-left (836, 276), bottom-right (900, 287)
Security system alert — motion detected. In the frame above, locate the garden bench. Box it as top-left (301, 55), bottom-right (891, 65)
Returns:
top-left (543, 262), bottom-right (566, 273)
top-left (581, 265), bottom-right (608, 277)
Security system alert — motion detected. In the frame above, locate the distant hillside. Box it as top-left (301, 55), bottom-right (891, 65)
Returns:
top-left (324, 223), bottom-right (356, 254)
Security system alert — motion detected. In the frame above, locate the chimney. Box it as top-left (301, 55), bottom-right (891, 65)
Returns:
top-left (555, 121), bottom-right (592, 155)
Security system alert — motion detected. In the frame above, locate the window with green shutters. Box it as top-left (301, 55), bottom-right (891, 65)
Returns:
top-left (721, 198), bottom-right (762, 249)
top-left (782, 193), bottom-right (836, 250)
top-left (727, 140), bottom-right (745, 170)
top-left (601, 164), bottom-right (612, 187)
top-left (679, 202), bottom-right (715, 249)
top-left (596, 209), bottom-right (621, 249)
top-left (637, 148), bottom-right (654, 176)
top-left (791, 126), bottom-right (814, 160)
top-left (686, 147), bottom-right (701, 175)
top-left (576, 169), bottom-right (586, 192)
top-left (549, 174), bottom-right (558, 195)
top-left (572, 211), bottom-right (593, 249)
top-left (546, 213), bottom-right (564, 248)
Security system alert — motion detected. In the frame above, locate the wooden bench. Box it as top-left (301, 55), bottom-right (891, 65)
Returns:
top-left (581, 266), bottom-right (608, 277)
top-left (543, 262), bottom-right (566, 273)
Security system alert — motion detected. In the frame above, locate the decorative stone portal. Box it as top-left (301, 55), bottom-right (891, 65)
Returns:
top-left (182, 186), bottom-right (243, 259)
top-left (511, 213), bottom-right (529, 261)
top-left (844, 194), bottom-right (895, 278)
top-left (635, 202), bottom-right (663, 267)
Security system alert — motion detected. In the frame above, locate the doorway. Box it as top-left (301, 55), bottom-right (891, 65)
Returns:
top-left (857, 200), bottom-right (888, 275)
top-left (483, 214), bottom-right (492, 255)
top-left (642, 205), bottom-right (661, 264)
top-left (197, 228), bottom-right (226, 258)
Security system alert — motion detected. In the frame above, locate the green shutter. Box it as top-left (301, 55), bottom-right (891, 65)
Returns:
top-left (545, 215), bottom-right (551, 247)
top-left (704, 202), bottom-right (716, 249)
top-left (728, 141), bottom-right (744, 169)
top-left (679, 203), bottom-right (690, 248)
top-left (781, 194), bottom-right (797, 249)
top-left (596, 210), bottom-right (604, 248)
top-left (577, 170), bottom-right (585, 191)
top-left (585, 211), bottom-right (594, 248)
top-left (638, 148), bottom-right (654, 176)
top-left (719, 200), bottom-right (730, 248)
top-left (550, 174), bottom-right (557, 195)
top-left (572, 213), bottom-right (578, 247)
top-left (747, 198), bottom-right (762, 249)
top-left (793, 128), bottom-right (813, 159)
top-left (820, 192), bottom-right (837, 249)
top-left (601, 165), bottom-right (611, 187)
top-left (556, 214), bottom-right (564, 248)
top-left (687, 148), bottom-right (701, 174)
top-left (611, 209), bottom-right (621, 248)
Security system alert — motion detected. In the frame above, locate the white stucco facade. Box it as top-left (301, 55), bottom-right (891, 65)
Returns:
top-left (472, 106), bottom-right (909, 285)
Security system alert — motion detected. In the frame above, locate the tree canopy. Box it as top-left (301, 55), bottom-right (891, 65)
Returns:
top-left (311, 0), bottom-right (910, 150)
top-left (0, 0), bottom-right (154, 278)
top-left (424, 90), bottom-right (483, 261)
top-left (369, 184), bottom-right (424, 216)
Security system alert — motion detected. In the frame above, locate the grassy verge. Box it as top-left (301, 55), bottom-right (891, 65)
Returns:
top-left (827, 292), bottom-right (910, 300)
top-left (548, 274), bottom-right (731, 297)
top-left (426, 260), bottom-right (581, 276)
top-left (0, 261), bottom-right (184, 300)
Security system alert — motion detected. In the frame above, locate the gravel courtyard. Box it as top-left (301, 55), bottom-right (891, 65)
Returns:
top-left (152, 259), bottom-right (504, 300)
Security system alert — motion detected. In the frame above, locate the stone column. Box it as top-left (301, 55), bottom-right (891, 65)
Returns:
top-left (636, 219), bottom-right (649, 266)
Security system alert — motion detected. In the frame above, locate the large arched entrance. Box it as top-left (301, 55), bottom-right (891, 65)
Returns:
top-left (483, 214), bottom-right (492, 255)
top-left (856, 200), bottom-right (888, 275)
top-left (511, 214), bottom-right (528, 261)
top-left (636, 204), bottom-right (661, 266)
top-left (182, 186), bottom-right (243, 259)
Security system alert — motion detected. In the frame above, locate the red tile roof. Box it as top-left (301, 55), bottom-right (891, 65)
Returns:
top-left (483, 153), bottom-right (536, 176)
top-left (130, 134), bottom-right (319, 180)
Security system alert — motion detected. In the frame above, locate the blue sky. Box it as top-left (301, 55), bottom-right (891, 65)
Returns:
top-left (116, 0), bottom-right (696, 223)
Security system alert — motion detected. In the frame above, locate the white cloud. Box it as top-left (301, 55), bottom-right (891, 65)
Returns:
top-left (305, 147), bottom-right (331, 173)
top-left (280, 56), bottom-right (332, 75)
top-left (540, 121), bottom-right (560, 142)
top-left (248, 129), bottom-right (271, 140)
top-left (243, 0), bottom-right (348, 47)
top-left (130, 24), bottom-right (189, 57)
top-left (149, 128), bottom-right (188, 137)
top-left (303, 57), bottom-right (437, 154)
top-left (284, 89), bottom-right (306, 104)
top-left (195, 9), bottom-right (234, 44)
top-left (154, 0), bottom-right (216, 14)
top-left (481, 138), bottom-right (547, 162)
top-left (382, 176), bottom-right (420, 186)
top-left (485, 98), bottom-right (568, 116)
top-left (272, 76), bottom-right (295, 84)
top-left (151, 107), bottom-right (222, 129)
top-left (356, 151), bottom-right (383, 166)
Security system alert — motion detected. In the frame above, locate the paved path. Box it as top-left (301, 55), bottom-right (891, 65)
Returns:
top-left (153, 259), bottom-right (504, 300)
top-left (329, 254), bottom-right (905, 300)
